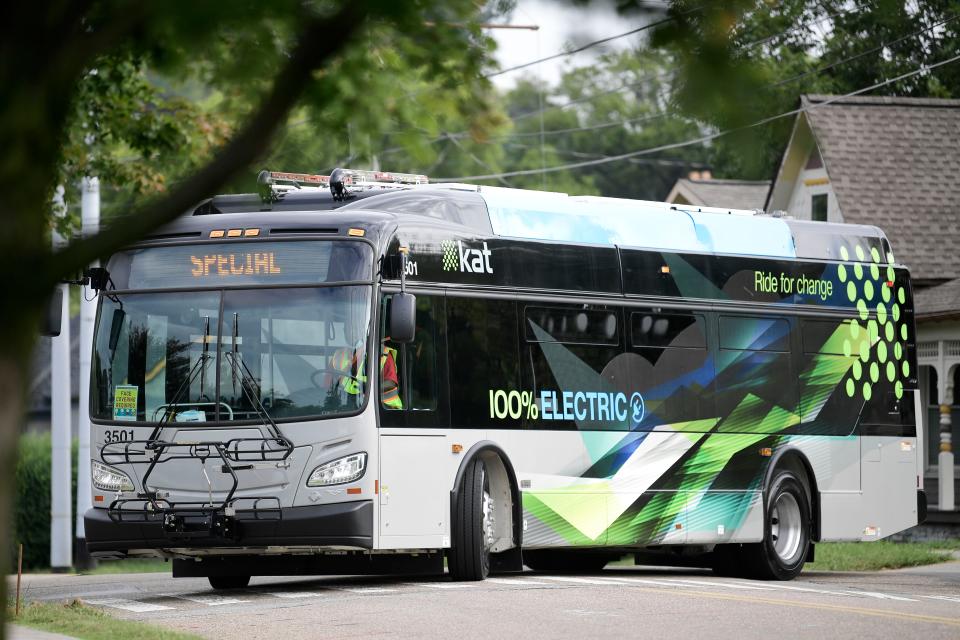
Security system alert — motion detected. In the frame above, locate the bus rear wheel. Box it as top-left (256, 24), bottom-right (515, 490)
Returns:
top-left (448, 457), bottom-right (493, 581)
top-left (208, 575), bottom-right (250, 590)
top-left (744, 469), bottom-right (811, 580)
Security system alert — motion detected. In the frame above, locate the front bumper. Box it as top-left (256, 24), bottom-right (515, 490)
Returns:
top-left (84, 500), bottom-right (373, 553)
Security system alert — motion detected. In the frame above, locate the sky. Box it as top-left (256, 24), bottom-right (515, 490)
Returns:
top-left (489, 0), bottom-right (670, 90)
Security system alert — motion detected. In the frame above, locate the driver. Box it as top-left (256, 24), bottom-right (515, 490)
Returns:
top-left (324, 325), bottom-right (403, 410)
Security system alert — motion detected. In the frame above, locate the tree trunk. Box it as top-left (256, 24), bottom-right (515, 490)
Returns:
top-left (0, 341), bottom-right (31, 635)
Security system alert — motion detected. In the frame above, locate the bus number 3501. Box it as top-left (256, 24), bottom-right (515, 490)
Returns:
top-left (104, 429), bottom-right (135, 443)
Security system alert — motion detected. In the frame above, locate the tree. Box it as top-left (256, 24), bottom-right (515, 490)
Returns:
top-left (649, 0), bottom-right (960, 179)
top-left (1, 0), bottom-right (498, 618)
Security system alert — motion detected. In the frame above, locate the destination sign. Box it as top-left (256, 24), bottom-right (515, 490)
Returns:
top-left (190, 252), bottom-right (282, 277)
top-left (110, 241), bottom-right (372, 290)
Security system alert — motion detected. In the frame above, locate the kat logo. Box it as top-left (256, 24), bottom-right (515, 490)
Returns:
top-left (441, 240), bottom-right (493, 274)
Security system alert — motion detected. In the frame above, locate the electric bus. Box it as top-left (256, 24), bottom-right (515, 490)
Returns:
top-left (84, 169), bottom-right (925, 588)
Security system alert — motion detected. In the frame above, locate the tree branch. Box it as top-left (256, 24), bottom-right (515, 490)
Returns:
top-left (48, 2), bottom-right (368, 282)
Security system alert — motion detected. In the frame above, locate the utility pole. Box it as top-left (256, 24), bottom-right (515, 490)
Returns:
top-left (75, 176), bottom-right (99, 569)
top-left (50, 185), bottom-right (73, 572)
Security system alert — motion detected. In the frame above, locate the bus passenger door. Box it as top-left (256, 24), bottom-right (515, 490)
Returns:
top-left (377, 293), bottom-right (451, 549)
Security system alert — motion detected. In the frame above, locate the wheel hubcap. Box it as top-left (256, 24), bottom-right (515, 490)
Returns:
top-left (770, 492), bottom-right (803, 564)
top-left (481, 471), bottom-right (495, 552)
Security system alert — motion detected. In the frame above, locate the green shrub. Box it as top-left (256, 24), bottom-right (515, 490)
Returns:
top-left (13, 433), bottom-right (78, 571)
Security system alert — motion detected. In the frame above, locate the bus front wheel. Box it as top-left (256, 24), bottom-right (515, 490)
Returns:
top-left (745, 469), bottom-right (811, 580)
top-left (448, 457), bottom-right (493, 581)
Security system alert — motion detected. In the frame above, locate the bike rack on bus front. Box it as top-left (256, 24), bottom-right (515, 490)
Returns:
top-left (99, 436), bottom-right (293, 540)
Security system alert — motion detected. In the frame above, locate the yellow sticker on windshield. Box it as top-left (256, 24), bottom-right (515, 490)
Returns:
top-left (113, 385), bottom-right (138, 421)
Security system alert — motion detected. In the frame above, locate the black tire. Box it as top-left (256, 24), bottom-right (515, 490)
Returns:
top-left (448, 458), bottom-right (491, 581)
top-left (524, 550), bottom-right (612, 573)
top-left (742, 469), bottom-right (812, 580)
top-left (208, 575), bottom-right (251, 590)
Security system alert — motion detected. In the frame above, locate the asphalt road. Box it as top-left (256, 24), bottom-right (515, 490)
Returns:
top-left (14, 562), bottom-right (960, 639)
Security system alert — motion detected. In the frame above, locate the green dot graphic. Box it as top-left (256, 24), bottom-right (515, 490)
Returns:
top-left (856, 245), bottom-right (866, 261)
top-left (843, 339), bottom-right (852, 357)
top-left (881, 283), bottom-right (891, 303)
top-left (864, 280), bottom-right (874, 300)
top-left (871, 247), bottom-right (881, 263)
top-left (885, 322), bottom-right (895, 342)
top-left (898, 288), bottom-right (905, 304)
top-left (895, 380), bottom-right (904, 399)
top-left (877, 303), bottom-right (887, 324)
top-left (859, 340), bottom-right (870, 362)
top-left (894, 342), bottom-right (903, 360)
top-left (863, 382), bottom-right (872, 401)
top-left (838, 264), bottom-right (847, 282)
top-left (870, 362), bottom-right (879, 383)
top-left (847, 281), bottom-right (857, 302)
top-left (841, 246), bottom-right (850, 261)
top-left (887, 251), bottom-right (895, 264)
top-left (886, 266), bottom-right (895, 281)
top-left (878, 341), bottom-right (888, 362)
top-left (870, 263), bottom-right (880, 280)
top-left (886, 361), bottom-right (896, 382)
top-left (846, 379), bottom-right (856, 397)
top-left (850, 319), bottom-right (861, 338)
top-left (854, 263), bottom-right (864, 280)
top-left (900, 324), bottom-right (908, 340)
top-left (857, 299), bottom-right (868, 320)
top-left (902, 360), bottom-right (910, 377)
top-left (892, 303), bottom-right (900, 321)
top-left (868, 319), bottom-right (879, 342)
top-left (853, 360), bottom-right (863, 380)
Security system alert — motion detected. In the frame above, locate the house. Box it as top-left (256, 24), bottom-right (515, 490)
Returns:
top-left (766, 94), bottom-right (960, 514)
top-left (666, 171), bottom-right (771, 210)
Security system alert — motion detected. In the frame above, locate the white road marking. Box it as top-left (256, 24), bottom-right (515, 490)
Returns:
top-left (665, 579), bottom-right (774, 591)
top-left (407, 583), bottom-right (474, 589)
top-left (485, 578), bottom-right (549, 586)
top-left (340, 587), bottom-right (398, 594)
top-left (730, 582), bottom-right (855, 597)
top-left (538, 576), bottom-right (615, 586)
top-left (161, 593), bottom-right (247, 606)
top-left (266, 591), bottom-right (326, 599)
top-left (599, 577), bottom-right (692, 588)
top-left (923, 595), bottom-right (960, 604)
top-left (83, 597), bottom-right (173, 613)
top-left (844, 590), bottom-right (917, 602)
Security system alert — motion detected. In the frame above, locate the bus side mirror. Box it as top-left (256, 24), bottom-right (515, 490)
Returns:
top-left (390, 293), bottom-right (416, 343)
top-left (40, 289), bottom-right (63, 337)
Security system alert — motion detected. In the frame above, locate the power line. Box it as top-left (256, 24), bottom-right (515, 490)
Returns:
top-left (483, 8), bottom-right (689, 80)
top-left (432, 11), bottom-right (957, 147)
top-left (433, 52), bottom-right (960, 182)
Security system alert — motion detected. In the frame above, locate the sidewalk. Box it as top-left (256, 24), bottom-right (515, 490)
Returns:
top-left (7, 625), bottom-right (77, 640)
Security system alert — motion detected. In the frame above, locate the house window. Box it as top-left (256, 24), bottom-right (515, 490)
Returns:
top-left (811, 193), bottom-right (828, 222)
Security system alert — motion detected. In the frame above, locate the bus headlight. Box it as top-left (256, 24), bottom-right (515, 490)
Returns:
top-left (307, 453), bottom-right (367, 487)
top-left (92, 460), bottom-right (135, 492)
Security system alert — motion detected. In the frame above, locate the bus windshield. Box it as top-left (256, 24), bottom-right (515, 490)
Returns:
top-left (91, 286), bottom-right (372, 423)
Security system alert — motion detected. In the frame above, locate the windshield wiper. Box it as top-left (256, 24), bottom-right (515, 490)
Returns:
top-left (225, 315), bottom-right (292, 449)
top-left (146, 316), bottom-right (213, 444)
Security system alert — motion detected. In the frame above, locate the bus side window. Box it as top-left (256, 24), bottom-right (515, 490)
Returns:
top-left (448, 297), bottom-right (519, 429)
top-left (716, 315), bottom-right (797, 432)
top-left (380, 295), bottom-right (442, 425)
top-left (406, 296), bottom-right (439, 412)
top-left (628, 310), bottom-right (711, 429)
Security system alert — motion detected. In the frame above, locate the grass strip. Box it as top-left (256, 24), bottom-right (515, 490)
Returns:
top-left (807, 541), bottom-right (955, 572)
top-left (10, 600), bottom-right (200, 640)
top-left (78, 559), bottom-right (170, 575)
